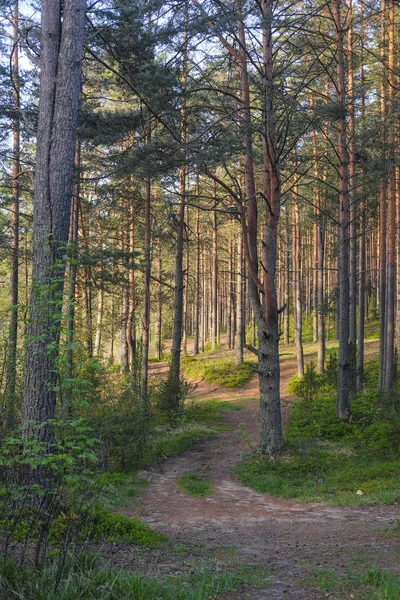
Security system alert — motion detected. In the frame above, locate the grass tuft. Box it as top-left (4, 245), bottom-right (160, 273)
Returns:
top-left (0, 557), bottom-right (270, 600)
top-left (182, 356), bottom-right (254, 388)
top-left (177, 472), bottom-right (213, 497)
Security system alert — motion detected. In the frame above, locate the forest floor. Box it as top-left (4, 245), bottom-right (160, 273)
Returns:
top-left (111, 337), bottom-right (400, 599)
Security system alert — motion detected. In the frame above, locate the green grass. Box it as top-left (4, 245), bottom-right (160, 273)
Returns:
top-left (203, 398), bottom-right (242, 411)
top-left (148, 427), bottom-right (216, 462)
top-left (99, 472), bottom-right (149, 510)
top-left (184, 399), bottom-right (242, 425)
top-left (237, 374), bottom-right (400, 505)
top-left (0, 556), bottom-right (271, 600)
top-left (97, 428), bottom-right (216, 511)
top-left (182, 356), bottom-right (254, 388)
top-left (177, 472), bottom-right (213, 497)
top-left (308, 565), bottom-right (400, 599)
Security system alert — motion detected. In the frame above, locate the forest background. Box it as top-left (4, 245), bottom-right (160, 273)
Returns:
top-left (0, 0), bottom-right (400, 598)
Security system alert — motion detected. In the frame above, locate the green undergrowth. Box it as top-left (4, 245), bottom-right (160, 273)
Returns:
top-left (177, 472), bottom-right (213, 497)
top-left (309, 565), bottom-right (400, 599)
top-left (99, 399), bottom-right (238, 511)
top-left (237, 365), bottom-right (400, 505)
top-left (145, 426), bottom-right (216, 465)
top-left (0, 556), bottom-right (271, 600)
top-left (184, 398), bottom-right (242, 424)
top-left (0, 505), bottom-right (165, 549)
top-left (182, 356), bottom-right (254, 388)
top-left (85, 508), bottom-right (166, 547)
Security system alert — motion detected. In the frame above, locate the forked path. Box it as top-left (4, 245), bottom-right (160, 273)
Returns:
top-left (122, 358), bottom-right (400, 599)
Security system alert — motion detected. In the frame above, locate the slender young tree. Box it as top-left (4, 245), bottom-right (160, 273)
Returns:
top-left (140, 163), bottom-right (151, 415)
top-left (293, 197), bottom-right (304, 377)
top-left (5, 0), bottom-right (20, 427)
top-left (333, 0), bottom-right (351, 419)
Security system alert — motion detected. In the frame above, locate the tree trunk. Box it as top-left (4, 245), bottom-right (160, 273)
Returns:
top-left (5, 0), bottom-right (20, 428)
top-left (348, 0), bottom-right (357, 397)
top-left (93, 285), bottom-right (104, 357)
top-left (183, 205), bottom-right (189, 357)
top-left (357, 42), bottom-right (366, 391)
top-left (317, 221), bottom-right (325, 375)
top-left (293, 198), bottom-right (304, 377)
top-left (211, 181), bottom-right (218, 349)
top-left (22, 0), bottom-right (86, 459)
top-left (140, 175), bottom-right (151, 415)
top-left (236, 230), bottom-right (244, 366)
top-left (168, 1), bottom-right (188, 402)
top-left (283, 212), bottom-right (290, 345)
top-left (126, 204), bottom-right (136, 370)
top-left (154, 245), bottom-right (163, 360)
top-left (64, 143), bottom-right (80, 414)
top-left (378, 0), bottom-right (387, 391)
top-left (256, 0), bottom-right (283, 453)
top-left (194, 204), bottom-right (201, 355)
top-left (334, 0), bottom-right (351, 420)
top-left (383, 0), bottom-right (396, 393)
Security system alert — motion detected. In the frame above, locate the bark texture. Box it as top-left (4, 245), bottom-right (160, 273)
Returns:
top-left (22, 0), bottom-right (86, 451)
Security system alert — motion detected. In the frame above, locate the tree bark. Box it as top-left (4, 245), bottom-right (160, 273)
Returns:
top-left (126, 203), bottom-right (136, 371)
top-left (5, 0), bottom-right (20, 428)
top-left (64, 142), bottom-right (80, 414)
top-left (383, 0), bottom-right (396, 393)
top-left (168, 1), bottom-right (188, 401)
top-left (194, 203), bottom-right (201, 355)
top-left (93, 285), bottom-right (104, 357)
top-left (283, 212), bottom-right (290, 345)
top-left (22, 0), bottom-right (86, 457)
top-left (333, 0), bottom-right (351, 420)
top-left (357, 40), bottom-right (366, 391)
top-left (348, 0), bottom-right (357, 396)
top-left (378, 0), bottom-right (387, 391)
top-left (154, 244), bottom-right (163, 360)
top-left (211, 180), bottom-right (218, 349)
top-left (140, 175), bottom-right (151, 415)
top-left (317, 220), bottom-right (325, 375)
top-left (293, 198), bottom-right (304, 377)
top-left (236, 229), bottom-right (244, 366)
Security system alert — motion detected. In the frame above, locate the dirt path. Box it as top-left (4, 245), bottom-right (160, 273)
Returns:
top-left (120, 345), bottom-right (399, 598)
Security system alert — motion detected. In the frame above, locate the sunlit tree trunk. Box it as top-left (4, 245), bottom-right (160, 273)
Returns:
top-left (378, 0), bottom-right (387, 391)
top-left (194, 204), bottom-right (201, 355)
top-left (22, 0), bottom-right (86, 458)
top-left (293, 198), bottom-right (304, 377)
top-left (383, 0), bottom-right (396, 393)
top-left (236, 229), bottom-right (243, 366)
top-left (348, 0), bottom-right (357, 396)
top-left (211, 180), bottom-right (218, 349)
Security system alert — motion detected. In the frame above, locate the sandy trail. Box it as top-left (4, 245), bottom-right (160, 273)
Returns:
top-left (119, 340), bottom-right (399, 599)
